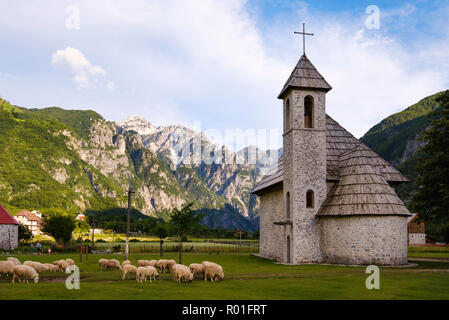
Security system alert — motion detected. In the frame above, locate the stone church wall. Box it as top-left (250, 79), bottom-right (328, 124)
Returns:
top-left (320, 215), bottom-right (408, 265)
top-left (0, 224), bottom-right (18, 250)
top-left (259, 190), bottom-right (285, 261)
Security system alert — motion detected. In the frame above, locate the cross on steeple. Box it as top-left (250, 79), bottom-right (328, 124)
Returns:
top-left (294, 22), bottom-right (314, 56)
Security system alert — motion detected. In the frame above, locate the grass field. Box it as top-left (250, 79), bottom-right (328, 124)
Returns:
top-left (1, 252), bottom-right (449, 300)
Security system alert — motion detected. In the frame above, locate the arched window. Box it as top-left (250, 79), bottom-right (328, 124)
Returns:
top-left (286, 192), bottom-right (291, 219)
top-left (306, 190), bottom-right (314, 208)
top-left (285, 99), bottom-right (290, 132)
top-left (304, 96), bottom-right (314, 128)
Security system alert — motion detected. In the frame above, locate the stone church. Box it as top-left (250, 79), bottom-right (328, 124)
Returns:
top-left (252, 53), bottom-right (411, 266)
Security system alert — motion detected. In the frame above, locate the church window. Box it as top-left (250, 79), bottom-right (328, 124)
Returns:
top-left (285, 99), bottom-right (290, 132)
top-left (306, 190), bottom-right (314, 208)
top-left (286, 192), bottom-right (291, 219)
top-left (304, 96), bottom-right (314, 128)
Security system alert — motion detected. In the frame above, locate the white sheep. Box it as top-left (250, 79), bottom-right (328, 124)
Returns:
top-left (156, 259), bottom-right (169, 273)
top-left (136, 266), bottom-right (158, 283)
top-left (122, 260), bottom-right (131, 268)
top-left (122, 264), bottom-right (138, 280)
top-left (166, 259), bottom-right (177, 272)
top-left (172, 264), bottom-right (193, 283)
top-left (98, 259), bottom-right (108, 271)
top-left (106, 259), bottom-right (121, 270)
top-left (0, 261), bottom-right (15, 278)
top-left (43, 263), bottom-right (59, 272)
top-left (138, 259), bottom-right (158, 268)
top-left (53, 260), bottom-right (69, 272)
top-left (7, 257), bottom-right (21, 265)
top-left (12, 265), bottom-right (39, 283)
top-left (189, 263), bottom-right (205, 278)
top-left (23, 261), bottom-right (50, 273)
top-left (66, 258), bottom-right (75, 266)
top-left (202, 261), bottom-right (224, 282)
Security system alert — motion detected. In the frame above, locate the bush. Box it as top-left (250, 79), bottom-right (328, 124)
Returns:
top-left (95, 239), bottom-right (107, 243)
top-left (112, 245), bottom-right (121, 252)
top-left (129, 238), bottom-right (140, 242)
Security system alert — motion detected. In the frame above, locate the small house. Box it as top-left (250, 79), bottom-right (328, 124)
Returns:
top-left (0, 204), bottom-right (19, 250)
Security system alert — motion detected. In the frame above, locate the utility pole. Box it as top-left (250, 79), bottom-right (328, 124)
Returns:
top-left (91, 216), bottom-right (95, 251)
top-left (125, 177), bottom-right (135, 261)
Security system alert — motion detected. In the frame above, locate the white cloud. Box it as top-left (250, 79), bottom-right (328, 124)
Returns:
top-left (51, 47), bottom-right (107, 89)
top-left (106, 81), bottom-right (115, 91)
top-left (1, 1), bottom-right (449, 144)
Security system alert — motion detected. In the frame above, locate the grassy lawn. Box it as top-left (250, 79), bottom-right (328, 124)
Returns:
top-left (1, 253), bottom-right (449, 300)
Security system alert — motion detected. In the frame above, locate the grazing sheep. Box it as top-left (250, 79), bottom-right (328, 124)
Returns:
top-left (138, 259), bottom-right (157, 268)
top-left (122, 260), bottom-right (131, 268)
top-left (12, 265), bottom-right (39, 283)
top-left (53, 260), bottom-right (69, 272)
top-left (172, 264), bottom-right (193, 283)
top-left (7, 257), bottom-right (21, 265)
top-left (98, 259), bottom-right (108, 271)
top-left (66, 258), bottom-right (75, 266)
top-left (122, 264), bottom-right (138, 280)
top-left (202, 261), bottom-right (224, 282)
top-left (189, 263), bottom-right (205, 278)
top-left (156, 259), bottom-right (169, 273)
top-left (23, 261), bottom-right (49, 273)
top-left (136, 266), bottom-right (159, 283)
top-left (43, 263), bottom-right (59, 272)
top-left (0, 261), bottom-right (15, 278)
top-left (106, 259), bottom-right (121, 271)
top-left (166, 260), bottom-right (177, 272)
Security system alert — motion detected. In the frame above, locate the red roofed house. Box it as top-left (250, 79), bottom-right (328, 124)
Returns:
top-left (14, 210), bottom-right (43, 236)
top-left (0, 204), bottom-right (19, 250)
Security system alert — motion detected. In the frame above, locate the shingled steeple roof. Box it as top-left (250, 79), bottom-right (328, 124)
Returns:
top-left (278, 55), bottom-right (332, 99)
top-left (251, 115), bottom-right (409, 195)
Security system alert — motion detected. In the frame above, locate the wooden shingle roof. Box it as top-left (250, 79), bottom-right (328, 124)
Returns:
top-left (278, 55), bottom-right (332, 99)
top-left (317, 145), bottom-right (411, 216)
top-left (251, 115), bottom-right (408, 195)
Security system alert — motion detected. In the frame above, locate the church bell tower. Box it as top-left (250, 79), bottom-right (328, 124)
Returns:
top-left (280, 26), bottom-right (332, 263)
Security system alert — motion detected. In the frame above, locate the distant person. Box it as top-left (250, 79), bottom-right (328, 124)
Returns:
top-left (48, 247), bottom-right (52, 255)
top-left (36, 241), bottom-right (42, 255)
top-left (30, 243), bottom-right (34, 254)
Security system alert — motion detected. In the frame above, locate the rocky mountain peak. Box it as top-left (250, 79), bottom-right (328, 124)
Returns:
top-left (117, 116), bottom-right (160, 136)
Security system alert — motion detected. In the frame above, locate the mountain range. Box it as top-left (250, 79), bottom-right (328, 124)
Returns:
top-left (0, 90), bottom-right (445, 231)
top-left (0, 97), bottom-right (272, 231)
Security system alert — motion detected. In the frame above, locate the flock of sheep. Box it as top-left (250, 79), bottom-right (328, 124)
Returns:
top-left (0, 257), bottom-right (76, 283)
top-left (0, 256), bottom-right (224, 284)
top-left (99, 258), bottom-right (225, 283)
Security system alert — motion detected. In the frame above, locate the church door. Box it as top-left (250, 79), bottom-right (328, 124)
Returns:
top-left (286, 235), bottom-right (291, 263)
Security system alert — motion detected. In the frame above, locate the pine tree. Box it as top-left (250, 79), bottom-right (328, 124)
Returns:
top-left (411, 90), bottom-right (449, 242)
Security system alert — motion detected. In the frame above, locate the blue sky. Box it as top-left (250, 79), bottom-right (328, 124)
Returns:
top-left (0, 0), bottom-right (448, 149)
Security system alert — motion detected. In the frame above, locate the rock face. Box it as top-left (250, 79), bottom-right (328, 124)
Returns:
top-left (116, 116), bottom-right (279, 221)
top-left (0, 99), bottom-right (274, 230)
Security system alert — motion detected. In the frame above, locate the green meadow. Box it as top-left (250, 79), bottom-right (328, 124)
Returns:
top-left (1, 251), bottom-right (448, 300)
